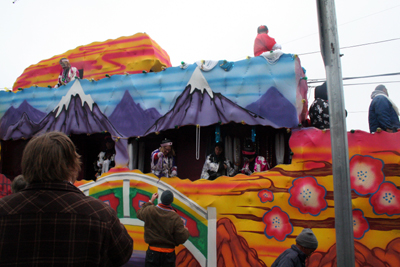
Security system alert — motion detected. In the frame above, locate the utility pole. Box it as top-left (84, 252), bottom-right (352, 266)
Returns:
top-left (316, 1), bottom-right (355, 267)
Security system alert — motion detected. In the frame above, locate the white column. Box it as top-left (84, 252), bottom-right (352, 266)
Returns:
top-left (207, 207), bottom-right (217, 267)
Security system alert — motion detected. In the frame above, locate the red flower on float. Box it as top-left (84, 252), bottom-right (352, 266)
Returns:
top-left (352, 209), bottom-right (369, 239)
top-left (350, 155), bottom-right (384, 196)
top-left (258, 189), bottom-right (274, 203)
top-left (99, 193), bottom-right (120, 212)
top-left (369, 182), bottom-right (400, 216)
top-left (175, 209), bottom-right (200, 237)
top-left (132, 193), bottom-right (150, 213)
top-left (289, 176), bottom-right (327, 216)
top-left (262, 206), bottom-right (293, 241)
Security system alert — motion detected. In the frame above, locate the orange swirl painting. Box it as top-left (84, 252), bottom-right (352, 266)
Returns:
top-left (12, 33), bottom-right (171, 91)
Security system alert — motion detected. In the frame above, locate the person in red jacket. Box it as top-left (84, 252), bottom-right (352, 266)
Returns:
top-left (254, 25), bottom-right (282, 56)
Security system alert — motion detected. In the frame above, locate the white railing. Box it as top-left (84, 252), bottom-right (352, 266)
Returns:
top-left (78, 172), bottom-right (217, 267)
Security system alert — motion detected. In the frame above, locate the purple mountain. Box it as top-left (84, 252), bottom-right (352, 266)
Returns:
top-left (38, 96), bottom-right (121, 135)
top-left (144, 85), bottom-right (277, 135)
top-left (108, 90), bottom-right (161, 137)
top-left (144, 67), bottom-right (279, 135)
top-left (0, 100), bottom-right (45, 139)
top-left (3, 113), bottom-right (41, 140)
top-left (3, 81), bottom-right (121, 139)
top-left (144, 107), bottom-right (162, 121)
top-left (245, 87), bottom-right (299, 128)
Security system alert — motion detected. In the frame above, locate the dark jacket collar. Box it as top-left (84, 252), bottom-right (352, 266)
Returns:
top-left (23, 180), bottom-right (84, 195)
top-left (291, 244), bottom-right (307, 263)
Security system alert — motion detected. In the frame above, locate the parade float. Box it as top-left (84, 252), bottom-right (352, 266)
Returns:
top-left (1, 33), bottom-right (400, 267)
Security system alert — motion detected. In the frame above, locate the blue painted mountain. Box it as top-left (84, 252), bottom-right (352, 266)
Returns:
top-left (108, 90), bottom-right (161, 137)
top-left (0, 100), bottom-right (45, 139)
top-left (245, 87), bottom-right (299, 128)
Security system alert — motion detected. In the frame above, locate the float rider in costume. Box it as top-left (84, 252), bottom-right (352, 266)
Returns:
top-left (240, 140), bottom-right (269, 175)
top-left (54, 58), bottom-right (79, 88)
top-left (151, 139), bottom-right (177, 178)
top-left (200, 142), bottom-right (235, 180)
top-left (96, 136), bottom-right (116, 177)
top-left (254, 25), bottom-right (282, 56)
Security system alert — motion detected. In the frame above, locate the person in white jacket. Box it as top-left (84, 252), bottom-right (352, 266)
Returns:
top-left (201, 142), bottom-right (235, 180)
top-left (96, 136), bottom-right (116, 177)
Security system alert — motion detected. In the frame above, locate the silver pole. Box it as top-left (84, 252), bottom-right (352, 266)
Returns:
top-left (316, 1), bottom-right (355, 266)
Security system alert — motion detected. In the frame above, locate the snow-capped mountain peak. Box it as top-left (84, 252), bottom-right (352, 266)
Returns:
top-left (53, 80), bottom-right (95, 117)
top-left (187, 67), bottom-right (214, 98)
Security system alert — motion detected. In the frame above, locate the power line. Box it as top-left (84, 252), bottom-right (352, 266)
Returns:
top-left (307, 72), bottom-right (400, 84)
top-left (339, 4), bottom-right (400, 27)
top-left (283, 4), bottom-right (400, 45)
top-left (297, 37), bottom-right (400, 56)
top-left (343, 81), bottom-right (400, 86)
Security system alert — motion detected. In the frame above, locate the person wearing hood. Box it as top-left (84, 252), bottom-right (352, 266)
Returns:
top-left (240, 140), bottom-right (268, 175)
top-left (309, 82), bottom-right (330, 129)
top-left (200, 142), bottom-right (235, 180)
top-left (368, 84), bottom-right (400, 133)
top-left (271, 228), bottom-right (318, 267)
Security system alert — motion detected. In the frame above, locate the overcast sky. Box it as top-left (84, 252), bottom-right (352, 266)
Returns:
top-left (0, 0), bottom-right (399, 132)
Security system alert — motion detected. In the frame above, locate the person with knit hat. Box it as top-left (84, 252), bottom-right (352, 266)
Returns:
top-left (271, 228), bottom-right (318, 267)
top-left (254, 25), bottom-right (282, 57)
top-left (368, 84), bottom-right (400, 133)
top-left (137, 190), bottom-right (189, 267)
top-left (151, 139), bottom-right (178, 178)
top-left (240, 139), bottom-right (268, 175)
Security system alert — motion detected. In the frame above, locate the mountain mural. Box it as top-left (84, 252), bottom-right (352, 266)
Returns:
top-left (108, 90), bottom-right (161, 137)
top-left (3, 80), bottom-right (129, 166)
top-left (144, 67), bottom-right (276, 135)
top-left (3, 80), bottom-right (121, 140)
top-left (0, 100), bottom-right (45, 139)
top-left (245, 87), bottom-right (299, 128)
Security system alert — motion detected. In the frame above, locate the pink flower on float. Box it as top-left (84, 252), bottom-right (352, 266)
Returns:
top-left (289, 176), bottom-right (327, 216)
top-left (350, 155), bottom-right (384, 196)
top-left (369, 182), bottom-right (400, 216)
top-left (258, 189), bottom-right (274, 203)
top-left (262, 206), bottom-right (293, 241)
top-left (352, 209), bottom-right (369, 239)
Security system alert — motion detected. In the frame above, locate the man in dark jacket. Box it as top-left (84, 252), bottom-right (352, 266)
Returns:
top-left (137, 190), bottom-right (189, 267)
top-left (369, 84), bottom-right (400, 133)
top-left (271, 228), bottom-right (318, 267)
top-left (0, 132), bottom-right (133, 266)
